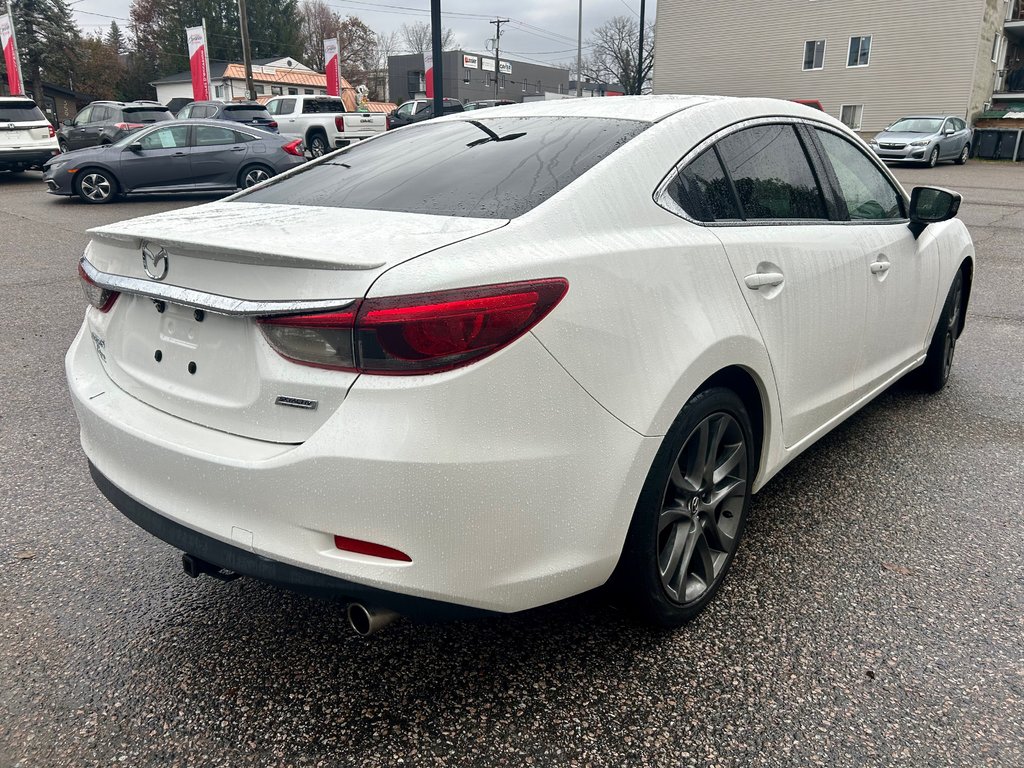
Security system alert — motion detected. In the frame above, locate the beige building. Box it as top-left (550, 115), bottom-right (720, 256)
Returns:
top-left (654, 0), bottom-right (1024, 134)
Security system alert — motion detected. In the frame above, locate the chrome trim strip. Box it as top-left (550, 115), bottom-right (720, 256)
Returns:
top-left (79, 258), bottom-right (357, 317)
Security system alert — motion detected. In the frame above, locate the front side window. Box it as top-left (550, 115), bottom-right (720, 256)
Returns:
top-left (396, 103), bottom-right (414, 117)
top-left (803, 40), bottom-right (825, 70)
top-left (75, 106), bottom-right (94, 125)
top-left (240, 116), bottom-right (649, 219)
top-left (814, 129), bottom-right (903, 220)
top-left (848, 36), bottom-right (872, 67)
top-left (138, 125), bottom-right (190, 150)
top-left (840, 104), bottom-right (864, 130)
top-left (715, 124), bottom-right (828, 220)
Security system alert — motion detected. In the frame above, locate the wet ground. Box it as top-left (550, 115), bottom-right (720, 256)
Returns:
top-left (1, 163), bottom-right (1021, 767)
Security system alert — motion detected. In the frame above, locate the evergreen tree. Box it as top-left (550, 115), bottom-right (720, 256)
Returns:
top-left (104, 20), bottom-right (126, 55)
top-left (2, 0), bottom-right (82, 107)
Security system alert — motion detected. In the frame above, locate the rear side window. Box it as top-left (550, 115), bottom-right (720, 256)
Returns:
top-left (195, 125), bottom-right (239, 146)
top-left (302, 98), bottom-right (346, 114)
top-left (669, 148), bottom-right (740, 222)
top-left (716, 125), bottom-right (828, 219)
top-left (0, 101), bottom-right (46, 121)
top-left (123, 108), bottom-right (173, 123)
top-left (224, 106), bottom-right (271, 121)
top-left (240, 116), bottom-right (649, 219)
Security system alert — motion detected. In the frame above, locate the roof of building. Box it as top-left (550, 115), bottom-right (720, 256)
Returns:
top-left (151, 61), bottom-right (322, 88)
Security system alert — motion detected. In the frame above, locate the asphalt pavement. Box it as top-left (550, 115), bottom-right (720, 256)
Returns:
top-left (1, 163), bottom-right (1022, 767)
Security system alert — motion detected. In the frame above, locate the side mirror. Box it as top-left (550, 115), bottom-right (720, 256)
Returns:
top-left (942, 128), bottom-right (954, 136)
top-left (909, 186), bottom-right (961, 238)
top-left (127, 141), bottom-right (144, 152)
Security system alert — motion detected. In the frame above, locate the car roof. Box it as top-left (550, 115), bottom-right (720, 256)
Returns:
top-left (893, 115), bottom-right (952, 120)
top-left (0, 96), bottom-right (38, 102)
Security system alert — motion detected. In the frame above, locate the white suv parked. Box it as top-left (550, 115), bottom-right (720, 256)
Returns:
top-left (0, 96), bottom-right (59, 173)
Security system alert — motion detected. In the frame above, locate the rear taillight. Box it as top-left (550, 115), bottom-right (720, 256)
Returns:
top-left (48, 125), bottom-right (55, 138)
top-left (114, 122), bottom-right (143, 130)
top-left (258, 278), bottom-right (568, 375)
top-left (77, 264), bottom-right (118, 312)
top-left (282, 139), bottom-right (303, 156)
top-left (334, 115), bottom-right (345, 131)
top-left (268, 120), bottom-right (278, 129)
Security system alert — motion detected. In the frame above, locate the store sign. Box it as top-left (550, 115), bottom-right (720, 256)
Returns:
top-left (482, 58), bottom-right (495, 72)
top-left (463, 55), bottom-right (478, 69)
top-left (499, 61), bottom-right (512, 75)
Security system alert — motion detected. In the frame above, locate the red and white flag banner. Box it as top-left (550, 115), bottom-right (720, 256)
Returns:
top-left (324, 38), bottom-right (340, 97)
top-left (0, 13), bottom-right (24, 96)
top-left (186, 25), bottom-right (211, 101)
top-left (423, 51), bottom-right (434, 98)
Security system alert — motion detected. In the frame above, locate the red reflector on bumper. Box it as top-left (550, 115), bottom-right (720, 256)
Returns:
top-left (334, 535), bottom-right (412, 562)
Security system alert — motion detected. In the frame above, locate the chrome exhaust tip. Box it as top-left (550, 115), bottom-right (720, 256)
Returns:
top-left (347, 603), bottom-right (400, 637)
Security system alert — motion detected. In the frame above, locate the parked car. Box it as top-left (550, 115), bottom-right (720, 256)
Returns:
top-left (44, 120), bottom-right (304, 203)
top-left (67, 97), bottom-right (973, 634)
top-left (464, 99), bottom-right (516, 111)
top-left (0, 96), bottom-right (59, 173)
top-left (265, 95), bottom-right (387, 157)
top-left (57, 101), bottom-right (174, 152)
top-left (868, 115), bottom-right (973, 167)
top-left (387, 98), bottom-right (464, 129)
top-left (791, 99), bottom-right (824, 111)
top-left (176, 100), bottom-right (279, 133)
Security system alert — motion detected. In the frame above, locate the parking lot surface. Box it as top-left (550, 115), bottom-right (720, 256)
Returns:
top-left (1, 163), bottom-right (1022, 767)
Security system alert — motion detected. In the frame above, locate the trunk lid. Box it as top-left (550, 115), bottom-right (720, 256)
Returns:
top-left (85, 202), bottom-right (507, 442)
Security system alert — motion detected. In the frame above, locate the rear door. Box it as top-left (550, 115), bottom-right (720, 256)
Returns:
top-left (191, 124), bottom-right (247, 187)
top-left (118, 124), bottom-right (193, 190)
top-left (701, 122), bottom-right (871, 446)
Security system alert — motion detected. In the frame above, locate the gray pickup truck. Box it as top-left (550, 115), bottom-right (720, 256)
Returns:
top-left (265, 95), bottom-right (386, 157)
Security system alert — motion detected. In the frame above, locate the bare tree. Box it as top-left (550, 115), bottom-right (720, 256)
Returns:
top-left (367, 30), bottom-right (400, 101)
top-left (399, 21), bottom-right (457, 55)
top-left (581, 15), bottom-right (655, 94)
top-left (299, 0), bottom-right (343, 71)
top-left (298, 0), bottom-right (377, 84)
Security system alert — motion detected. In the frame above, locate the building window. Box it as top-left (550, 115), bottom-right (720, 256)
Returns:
top-left (992, 33), bottom-right (1003, 63)
top-left (304, 88), bottom-right (313, 95)
top-left (464, 69), bottom-right (471, 84)
top-left (803, 40), bottom-right (825, 70)
top-left (500, 75), bottom-right (506, 89)
top-left (271, 86), bottom-right (283, 95)
top-left (320, 89), bottom-right (326, 95)
top-left (847, 36), bottom-right (871, 67)
top-left (522, 79), bottom-right (527, 92)
top-left (536, 80), bottom-right (541, 93)
top-left (840, 104), bottom-right (864, 130)
top-left (558, 83), bottom-right (563, 94)
top-left (255, 84), bottom-right (265, 94)
top-left (287, 87), bottom-right (298, 95)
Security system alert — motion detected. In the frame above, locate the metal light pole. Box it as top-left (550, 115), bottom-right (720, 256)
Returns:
top-left (576, 0), bottom-right (583, 97)
top-left (636, 0), bottom-right (646, 95)
top-left (431, 0), bottom-right (443, 116)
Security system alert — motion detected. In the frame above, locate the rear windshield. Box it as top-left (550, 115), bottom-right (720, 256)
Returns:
top-left (0, 101), bottom-right (46, 122)
top-left (223, 106), bottom-right (272, 120)
top-left (122, 108), bottom-right (172, 123)
top-left (239, 116), bottom-right (648, 219)
top-left (302, 99), bottom-right (346, 114)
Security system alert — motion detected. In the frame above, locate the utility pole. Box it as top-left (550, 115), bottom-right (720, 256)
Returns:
top-left (237, 0), bottom-right (256, 100)
top-left (636, 0), bottom-right (646, 95)
top-left (430, 0), bottom-right (444, 117)
top-left (490, 18), bottom-right (509, 100)
top-left (576, 0), bottom-right (583, 97)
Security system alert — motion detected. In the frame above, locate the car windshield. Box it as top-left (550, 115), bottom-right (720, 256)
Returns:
top-left (223, 106), bottom-right (272, 120)
top-left (0, 101), bottom-right (47, 121)
top-left (122, 108), bottom-right (173, 123)
top-left (886, 118), bottom-right (944, 134)
top-left (238, 116), bottom-right (649, 219)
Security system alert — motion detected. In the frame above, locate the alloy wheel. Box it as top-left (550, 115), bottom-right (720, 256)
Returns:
top-left (310, 136), bottom-right (327, 157)
top-left (929, 147), bottom-right (939, 167)
top-left (941, 276), bottom-right (963, 382)
top-left (657, 412), bottom-right (748, 605)
top-left (243, 168), bottom-right (270, 187)
top-left (80, 173), bottom-right (112, 201)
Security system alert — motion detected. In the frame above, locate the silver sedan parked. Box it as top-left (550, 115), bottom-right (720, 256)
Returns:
top-left (43, 120), bottom-right (305, 203)
top-left (868, 115), bottom-right (973, 167)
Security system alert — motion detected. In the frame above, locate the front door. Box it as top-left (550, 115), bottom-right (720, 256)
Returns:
top-left (118, 124), bottom-right (193, 191)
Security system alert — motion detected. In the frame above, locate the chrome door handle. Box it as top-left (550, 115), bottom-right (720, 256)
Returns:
top-left (744, 272), bottom-right (785, 289)
top-left (870, 261), bottom-right (890, 274)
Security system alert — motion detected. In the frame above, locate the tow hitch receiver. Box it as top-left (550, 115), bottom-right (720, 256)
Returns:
top-left (182, 553), bottom-right (241, 583)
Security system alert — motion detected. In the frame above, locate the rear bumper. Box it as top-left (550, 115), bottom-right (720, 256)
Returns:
top-left (66, 319), bottom-right (656, 614)
top-left (88, 461), bottom-right (492, 619)
top-left (0, 146), bottom-right (59, 170)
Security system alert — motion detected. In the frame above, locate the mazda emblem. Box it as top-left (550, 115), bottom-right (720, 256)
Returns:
top-left (142, 243), bottom-right (169, 281)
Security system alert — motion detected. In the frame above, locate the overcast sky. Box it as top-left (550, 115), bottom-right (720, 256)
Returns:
top-left (72, 0), bottom-right (657, 68)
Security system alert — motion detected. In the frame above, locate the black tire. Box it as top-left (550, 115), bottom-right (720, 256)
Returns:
top-left (916, 270), bottom-right (964, 393)
top-left (238, 163), bottom-right (274, 189)
top-left (58, 139), bottom-right (69, 153)
top-left (74, 167), bottom-right (118, 204)
top-left (307, 132), bottom-right (329, 158)
top-left (927, 147), bottom-right (940, 168)
top-left (610, 387), bottom-right (755, 628)
top-left (955, 144), bottom-right (969, 165)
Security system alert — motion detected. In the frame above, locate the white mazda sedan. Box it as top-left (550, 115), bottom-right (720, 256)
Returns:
top-left (67, 96), bottom-right (974, 633)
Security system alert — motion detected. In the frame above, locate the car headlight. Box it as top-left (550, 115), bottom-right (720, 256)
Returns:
top-left (909, 139), bottom-right (931, 146)
top-left (869, 140), bottom-right (879, 146)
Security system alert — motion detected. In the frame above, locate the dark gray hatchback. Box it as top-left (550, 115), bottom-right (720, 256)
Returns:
top-left (44, 120), bottom-right (305, 203)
